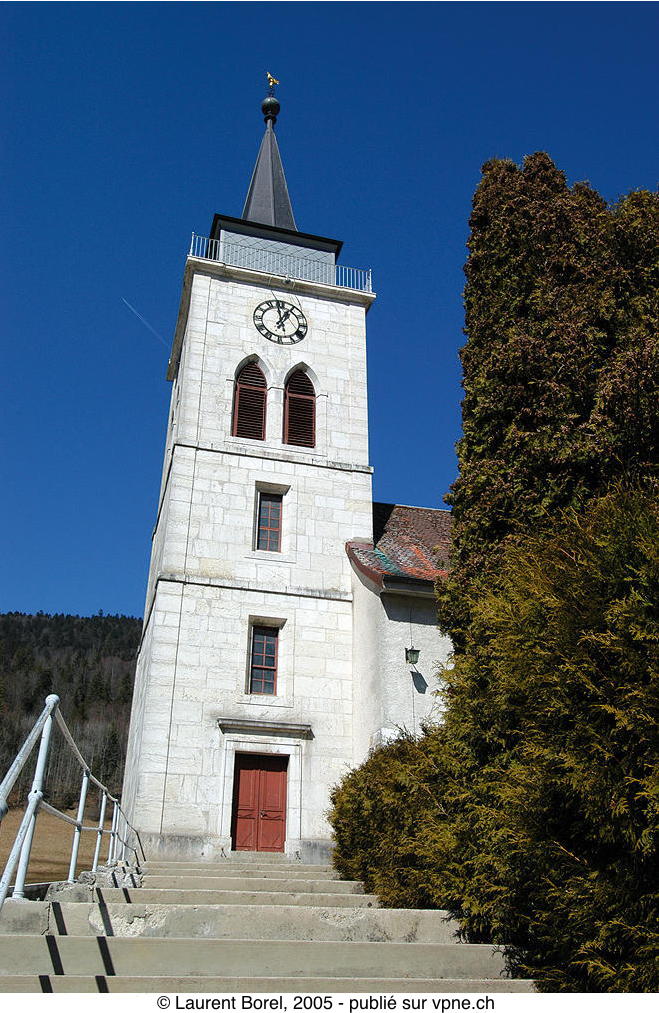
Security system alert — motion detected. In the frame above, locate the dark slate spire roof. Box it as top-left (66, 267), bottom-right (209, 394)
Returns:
top-left (242, 89), bottom-right (297, 231)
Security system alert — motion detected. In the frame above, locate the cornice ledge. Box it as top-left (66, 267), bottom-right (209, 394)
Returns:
top-left (172, 440), bottom-right (373, 475)
top-left (155, 573), bottom-right (352, 603)
top-left (217, 717), bottom-right (314, 739)
top-left (187, 256), bottom-right (376, 306)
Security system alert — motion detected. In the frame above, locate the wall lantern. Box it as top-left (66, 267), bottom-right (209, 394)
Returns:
top-left (405, 646), bottom-right (420, 666)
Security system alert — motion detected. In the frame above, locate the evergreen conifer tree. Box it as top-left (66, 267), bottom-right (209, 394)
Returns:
top-left (438, 154), bottom-right (658, 645)
top-left (330, 155), bottom-right (658, 991)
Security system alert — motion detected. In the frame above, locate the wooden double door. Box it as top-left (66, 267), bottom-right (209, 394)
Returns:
top-left (231, 753), bottom-right (288, 852)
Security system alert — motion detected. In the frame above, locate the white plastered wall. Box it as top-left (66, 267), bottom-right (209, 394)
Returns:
top-left (351, 567), bottom-right (451, 755)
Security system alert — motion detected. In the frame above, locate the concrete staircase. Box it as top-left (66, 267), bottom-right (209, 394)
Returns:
top-left (0, 854), bottom-right (534, 992)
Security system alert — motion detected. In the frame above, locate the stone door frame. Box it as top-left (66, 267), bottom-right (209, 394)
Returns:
top-left (216, 734), bottom-right (303, 857)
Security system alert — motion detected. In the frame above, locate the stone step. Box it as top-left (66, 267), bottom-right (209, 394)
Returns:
top-left (141, 864), bottom-right (336, 878)
top-left (0, 935), bottom-right (510, 980)
top-left (0, 975), bottom-right (536, 993)
top-left (119, 853), bottom-right (298, 870)
top-left (139, 875), bottom-right (363, 894)
top-left (137, 857), bottom-right (331, 868)
top-left (54, 886), bottom-right (379, 908)
top-left (220, 851), bottom-right (293, 862)
top-left (134, 852), bottom-right (295, 866)
top-left (0, 901), bottom-right (459, 943)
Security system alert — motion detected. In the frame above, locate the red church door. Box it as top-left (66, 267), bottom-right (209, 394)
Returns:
top-left (231, 754), bottom-right (288, 852)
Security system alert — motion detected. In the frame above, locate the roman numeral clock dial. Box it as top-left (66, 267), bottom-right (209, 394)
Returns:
top-left (253, 299), bottom-right (308, 344)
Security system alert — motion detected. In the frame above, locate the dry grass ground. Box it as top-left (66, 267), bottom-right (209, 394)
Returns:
top-left (0, 804), bottom-right (114, 885)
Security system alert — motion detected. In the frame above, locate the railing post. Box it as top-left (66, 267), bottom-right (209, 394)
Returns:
top-left (67, 768), bottom-right (90, 882)
top-left (189, 232), bottom-right (195, 256)
top-left (91, 791), bottom-right (108, 873)
top-left (107, 802), bottom-right (119, 865)
top-left (118, 812), bottom-right (127, 863)
top-left (12, 695), bottom-right (59, 899)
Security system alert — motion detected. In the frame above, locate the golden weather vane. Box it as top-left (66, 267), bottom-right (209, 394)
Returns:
top-left (266, 71), bottom-right (280, 93)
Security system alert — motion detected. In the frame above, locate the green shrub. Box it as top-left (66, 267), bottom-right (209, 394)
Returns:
top-left (329, 489), bottom-right (659, 990)
top-left (329, 731), bottom-right (462, 910)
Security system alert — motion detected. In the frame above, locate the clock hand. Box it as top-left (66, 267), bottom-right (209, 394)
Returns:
top-left (276, 307), bottom-right (293, 330)
top-left (268, 294), bottom-right (285, 330)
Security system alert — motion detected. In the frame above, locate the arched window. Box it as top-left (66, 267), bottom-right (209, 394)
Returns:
top-left (283, 370), bottom-right (316, 448)
top-left (232, 362), bottom-right (267, 440)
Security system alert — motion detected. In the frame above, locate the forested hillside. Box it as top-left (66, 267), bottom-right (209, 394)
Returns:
top-left (0, 612), bottom-right (142, 806)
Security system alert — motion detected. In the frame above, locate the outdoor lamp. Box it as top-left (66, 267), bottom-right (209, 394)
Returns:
top-left (405, 646), bottom-right (420, 666)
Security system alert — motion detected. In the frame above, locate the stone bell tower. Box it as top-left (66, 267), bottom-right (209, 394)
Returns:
top-left (122, 85), bottom-right (376, 862)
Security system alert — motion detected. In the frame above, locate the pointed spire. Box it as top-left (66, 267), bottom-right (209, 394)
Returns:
top-left (242, 77), bottom-right (297, 231)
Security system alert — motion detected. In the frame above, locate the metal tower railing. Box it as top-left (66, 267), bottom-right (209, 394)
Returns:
top-left (189, 233), bottom-right (373, 293)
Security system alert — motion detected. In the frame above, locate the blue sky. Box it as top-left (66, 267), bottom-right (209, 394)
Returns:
top-left (2, 2), bottom-right (657, 617)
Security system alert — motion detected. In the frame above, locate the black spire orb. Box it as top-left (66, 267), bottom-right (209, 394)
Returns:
top-left (262, 95), bottom-right (280, 124)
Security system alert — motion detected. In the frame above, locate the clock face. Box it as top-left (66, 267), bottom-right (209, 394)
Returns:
top-left (253, 300), bottom-right (308, 344)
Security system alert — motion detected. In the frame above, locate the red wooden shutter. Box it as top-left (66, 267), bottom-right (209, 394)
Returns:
top-left (232, 363), bottom-right (267, 440)
top-left (283, 371), bottom-right (315, 447)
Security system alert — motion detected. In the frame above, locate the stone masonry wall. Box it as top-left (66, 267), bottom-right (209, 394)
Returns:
top-left (123, 265), bottom-right (374, 856)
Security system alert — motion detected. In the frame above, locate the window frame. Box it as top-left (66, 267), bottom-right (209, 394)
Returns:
top-left (248, 625), bottom-right (279, 695)
top-left (256, 492), bottom-right (282, 552)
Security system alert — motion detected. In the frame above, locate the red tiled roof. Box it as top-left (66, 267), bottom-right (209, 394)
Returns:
top-left (347, 502), bottom-right (452, 590)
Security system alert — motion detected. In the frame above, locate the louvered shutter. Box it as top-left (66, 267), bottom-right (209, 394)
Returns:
top-left (284, 371), bottom-right (315, 448)
top-left (232, 363), bottom-right (267, 440)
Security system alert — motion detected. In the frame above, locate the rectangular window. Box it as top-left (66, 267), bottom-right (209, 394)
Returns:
top-left (249, 627), bottom-right (278, 695)
top-left (256, 493), bottom-right (282, 552)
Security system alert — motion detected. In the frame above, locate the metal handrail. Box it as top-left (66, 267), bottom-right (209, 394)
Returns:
top-left (0, 695), bottom-right (146, 914)
top-left (0, 696), bottom-right (59, 821)
top-left (188, 233), bottom-right (374, 293)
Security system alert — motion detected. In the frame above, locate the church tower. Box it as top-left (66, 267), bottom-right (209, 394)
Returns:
top-left (122, 87), bottom-right (376, 862)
